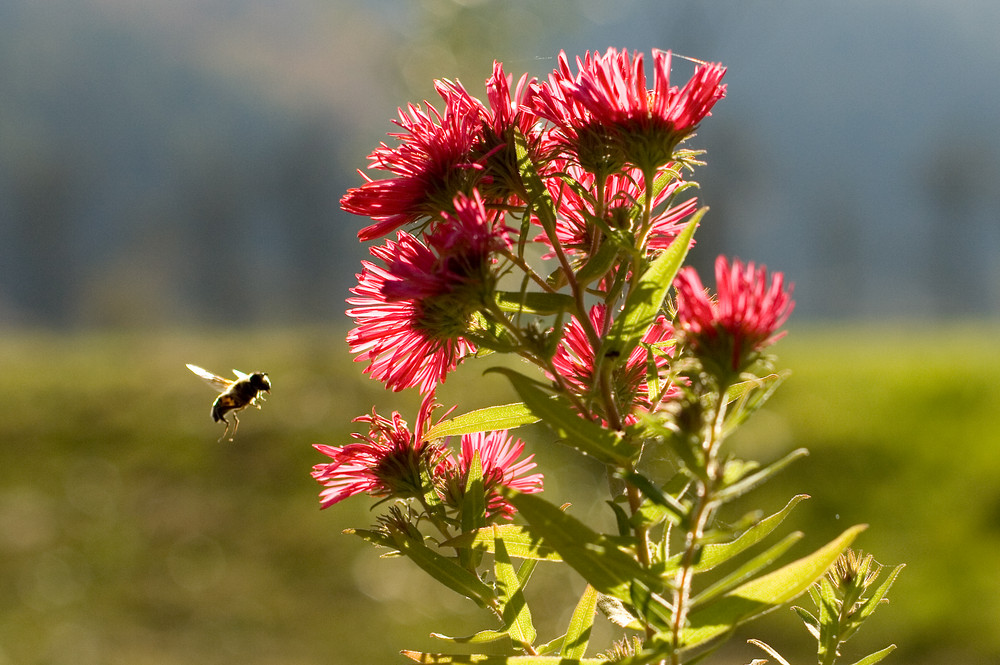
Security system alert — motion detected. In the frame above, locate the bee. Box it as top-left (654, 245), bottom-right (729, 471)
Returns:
top-left (186, 364), bottom-right (271, 441)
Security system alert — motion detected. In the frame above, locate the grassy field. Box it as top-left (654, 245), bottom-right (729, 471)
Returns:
top-left (0, 324), bottom-right (997, 665)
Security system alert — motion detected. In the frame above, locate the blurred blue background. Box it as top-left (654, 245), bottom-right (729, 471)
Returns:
top-left (2, 2), bottom-right (999, 665)
top-left (2, 0), bottom-right (998, 328)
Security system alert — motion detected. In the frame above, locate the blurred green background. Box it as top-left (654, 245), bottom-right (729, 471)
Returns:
top-left (1, 325), bottom-right (998, 664)
top-left (3, 0), bottom-right (1000, 663)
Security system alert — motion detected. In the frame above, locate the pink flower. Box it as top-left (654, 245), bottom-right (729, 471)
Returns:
top-left (346, 232), bottom-right (477, 394)
top-left (346, 192), bottom-right (509, 394)
top-left (312, 406), bottom-right (443, 508)
top-left (437, 430), bottom-right (544, 520)
top-left (341, 99), bottom-right (484, 241)
top-left (550, 304), bottom-right (679, 425)
top-left (529, 49), bottom-right (726, 174)
top-left (674, 255), bottom-right (795, 372)
top-left (435, 62), bottom-right (541, 203)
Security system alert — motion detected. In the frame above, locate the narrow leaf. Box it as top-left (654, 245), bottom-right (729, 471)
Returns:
top-left (561, 585), bottom-right (598, 659)
top-left (488, 367), bottom-right (636, 466)
top-left (494, 527), bottom-right (536, 646)
top-left (846, 645), bottom-right (897, 665)
top-left (401, 653), bottom-right (605, 664)
top-left (856, 563), bottom-right (905, 622)
top-left (620, 471), bottom-right (686, 525)
top-left (430, 630), bottom-right (511, 645)
top-left (423, 403), bottom-right (539, 442)
top-left (439, 524), bottom-right (562, 561)
top-left (495, 291), bottom-right (575, 315)
top-left (601, 211), bottom-right (703, 360)
top-left (391, 535), bottom-right (497, 609)
top-left (508, 491), bottom-right (660, 599)
top-left (682, 495), bottom-right (808, 573)
top-left (713, 448), bottom-right (809, 504)
top-left (723, 373), bottom-right (788, 435)
top-left (463, 451), bottom-right (486, 533)
top-left (680, 525), bottom-right (867, 649)
top-left (690, 532), bottom-right (803, 607)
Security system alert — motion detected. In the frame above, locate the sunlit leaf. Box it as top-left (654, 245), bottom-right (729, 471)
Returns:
top-left (600, 212), bottom-right (702, 361)
top-left (439, 525), bottom-right (562, 561)
top-left (508, 491), bottom-right (661, 599)
top-left (401, 652), bottom-right (605, 664)
top-left (430, 630), bottom-right (511, 645)
top-left (713, 448), bottom-right (809, 504)
top-left (560, 585), bottom-right (597, 659)
top-left (680, 495), bottom-right (808, 573)
top-left (390, 534), bottom-right (497, 609)
top-left (690, 532), bottom-right (803, 607)
top-left (494, 527), bottom-right (536, 646)
top-left (679, 525), bottom-right (867, 650)
top-left (494, 291), bottom-right (575, 316)
top-left (488, 367), bottom-right (637, 466)
top-left (846, 645), bottom-right (897, 665)
top-left (422, 403), bottom-right (540, 442)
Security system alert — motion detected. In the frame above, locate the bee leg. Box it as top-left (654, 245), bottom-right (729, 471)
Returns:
top-left (229, 413), bottom-right (240, 440)
top-left (217, 416), bottom-right (232, 443)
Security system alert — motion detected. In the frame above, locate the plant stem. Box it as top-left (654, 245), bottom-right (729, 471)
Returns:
top-left (669, 387), bottom-right (729, 665)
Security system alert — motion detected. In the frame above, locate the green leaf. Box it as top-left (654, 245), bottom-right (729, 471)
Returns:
top-left (620, 471), bottom-right (686, 526)
top-left (690, 532), bottom-right (803, 607)
top-left (401, 653), bottom-right (606, 664)
top-left (575, 237), bottom-right (622, 287)
top-left (390, 533), bottom-right (497, 609)
top-left (713, 448), bottom-right (809, 504)
top-left (463, 451), bottom-right (486, 533)
top-left (846, 645), bottom-right (897, 665)
top-left (515, 129), bottom-right (558, 240)
top-left (600, 211), bottom-right (703, 361)
top-left (723, 372), bottom-right (788, 436)
top-left (508, 491), bottom-right (660, 599)
top-left (343, 527), bottom-right (395, 550)
top-left (630, 580), bottom-right (675, 633)
top-left (856, 563), bottom-right (905, 622)
top-left (423, 403), bottom-right (540, 442)
top-left (679, 525), bottom-right (867, 650)
top-left (682, 495), bottom-right (808, 573)
top-left (439, 524), bottom-right (562, 561)
top-left (494, 527), bottom-right (536, 646)
top-left (495, 291), bottom-right (575, 316)
top-left (488, 367), bottom-right (637, 466)
top-left (430, 630), bottom-right (511, 645)
top-left (560, 585), bottom-right (598, 659)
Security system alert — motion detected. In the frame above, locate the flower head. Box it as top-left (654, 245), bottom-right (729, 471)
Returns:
top-left (312, 404), bottom-right (443, 508)
top-left (550, 304), bottom-right (680, 425)
top-left (434, 62), bottom-right (541, 203)
top-left (674, 255), bottom-right (794, 373)
top-left (346, 232), bottom-right (477, 394)
top-left (529, 49), bottom-right (726, 175)
top-left (346, 191), bottom-right (509, 394)
top-left (436, 430), bottom-right (544, 520)
top-left (341, 98), bottom-right (485, 241)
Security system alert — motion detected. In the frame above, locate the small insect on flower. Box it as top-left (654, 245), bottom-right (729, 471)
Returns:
top-left (186, 364), bottom-right (271, 441)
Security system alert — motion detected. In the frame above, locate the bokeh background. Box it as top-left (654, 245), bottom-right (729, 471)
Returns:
top-left (1, 1), bottom-right (998, 664)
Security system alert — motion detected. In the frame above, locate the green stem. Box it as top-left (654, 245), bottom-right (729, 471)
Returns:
top-left (669, 387), bottom-right (729, 664)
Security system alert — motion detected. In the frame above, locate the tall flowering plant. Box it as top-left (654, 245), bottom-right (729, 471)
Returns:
top-left (315, 49), bottom-right (901, 665)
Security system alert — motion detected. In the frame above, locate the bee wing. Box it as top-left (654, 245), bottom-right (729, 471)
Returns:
top-left (186, 364), bottom-right (233, 391)
top-left (232, 369), bottom-right (250, 380)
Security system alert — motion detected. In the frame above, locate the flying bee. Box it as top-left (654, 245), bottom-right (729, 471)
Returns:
top-left (186, 364), bottom-right (271, 441)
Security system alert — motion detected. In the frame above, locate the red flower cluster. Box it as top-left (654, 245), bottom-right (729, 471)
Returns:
top-left (342, 49), bottom-right (724, 396)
